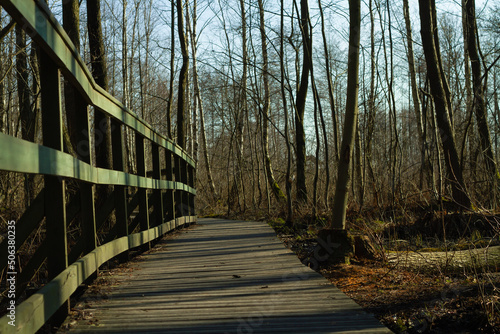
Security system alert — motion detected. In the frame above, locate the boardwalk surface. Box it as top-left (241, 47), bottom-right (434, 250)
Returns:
top-left (63, 219), bottom-right (390, 333)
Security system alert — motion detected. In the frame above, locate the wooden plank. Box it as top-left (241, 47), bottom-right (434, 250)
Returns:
top-left (135, 135), bottom-right (149, 247)
top-left (174, 154), bottom-right (182, 218)
top-left (63, 219), bottom-right (388, 334)
top-left (151, 143), bottom-right (164, 227)
top-left (164, 150), bottom-right (175, 221)
top-left (111, 121), bottom-right (129, 261)
top-left (0, 132), bottom-right (196, 195)
top-left (40, 49), bottom-right (69, 321)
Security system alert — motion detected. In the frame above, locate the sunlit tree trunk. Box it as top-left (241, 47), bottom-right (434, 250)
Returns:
top-left (403, 0), bottom-right (427, 189)
top-left (176, 0), bottom-right (189, 149)
top-left (331, 0), bottom-right (361, 230)
top-left (418, 0), bottom-right (470, 209)
top-left (464, 0), bottom-right (499, 198)
top-left (281, 0), bottom-right (293, 222)
top-left (258, 0), bottom-right (286, 205)
top-left (16, 26), bottom-right (35, 206)
top-left (294, 0), bottom-right (312, 203)
top-left (318, 0), bottom-right (339, 166)
top-left (62, 0), bottom-right (82, 157)
top-left (166, 0), bottom-right (175, 139)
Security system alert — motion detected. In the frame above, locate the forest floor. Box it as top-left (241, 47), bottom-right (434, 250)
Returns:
top-left (269, 210), bottom-right (500, 333)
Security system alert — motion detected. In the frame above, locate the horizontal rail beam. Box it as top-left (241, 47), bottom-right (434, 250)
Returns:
top-left (0, 133), bottom-right (196, 195)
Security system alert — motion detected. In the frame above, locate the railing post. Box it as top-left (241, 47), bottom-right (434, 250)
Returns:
top-left (188, 165), bottom-right (195, 217)
top-left (181, 159), bottom-right (189, 217)
top-left (136, 134), bottom-right (150, 249)
top-left (40, 50), bottom-right (69, 322)
top-left (111, 120), bottom-right (128, 260)
top-left (73, 95), bottom-right (97, 268)
top-left (152, 143), bottom-right (164, 228)
top-left (165, 150), bottom-right (175, 225)
top-left (174, 154), bottom-right (182, 224)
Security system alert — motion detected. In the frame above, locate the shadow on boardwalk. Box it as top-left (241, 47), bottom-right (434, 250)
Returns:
top-left (61, 219), bottom-right (390, 334)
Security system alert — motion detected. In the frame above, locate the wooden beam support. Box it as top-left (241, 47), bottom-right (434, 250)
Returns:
top-left (136, 134), bottom-right (150, 249)
top-left (174, 154), bottom-right (183, 221)
top-left (112, 120), bottom-right (129, 261)
top-left (152, 143), bottom-right (164, 227)
top-left (165, 150), bottom-right (175, 221)
top-left (40, 49), bottom-right (69, 323)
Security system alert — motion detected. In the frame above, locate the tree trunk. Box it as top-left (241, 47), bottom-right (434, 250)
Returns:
top-left (331, 0), bottom-right (361, 230)
top-left (464, 0), bottom-right (499, 196)
top-left (281, 0), bottom-right (293, 222)
top-left (258, 0), bottom-right (286, 205)
top-left (294, 0), bottom-right (312, 203)
top-left (166, 0), bottom-right (175, 139)
top-left (16, 26), bottom-right (35, 207)
top-left (403, 0), bottom-right (429, 190)
top-left (418, 0), bottom-right (470, 209)
top-left (63, 0), bottom-right (82, 156)
top-left (176, 0), bottom-right (189, 149)
top-left (318, 0), bottom-right (339, 166)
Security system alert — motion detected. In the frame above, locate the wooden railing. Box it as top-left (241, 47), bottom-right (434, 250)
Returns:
top-left (0, 1), bottom-right (196, 332)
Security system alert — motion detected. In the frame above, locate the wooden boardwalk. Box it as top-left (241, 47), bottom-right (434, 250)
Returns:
top-left (63, 219), bottom-right (390, 333)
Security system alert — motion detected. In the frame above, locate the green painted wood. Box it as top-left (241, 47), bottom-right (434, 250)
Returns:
top-left (0, 216), bottom-right (196, 334)
top-left (0, 132), bottom-right (196, 195)
top-left (135, 134), bottom-right (149, 246)
top-left (189, 166), bottom-right (196, 216)
top-left (174, 154), bottom-right (182, 217)
top-left (152, 143), bottom-right (164, 227)
top-left (181, 159), bottom-right (190, 216)
top-left (165, 150), bottom-right (175, 221)
top-left (40, 49), bottom-right (70, 321)
top-left (0, 0), bottom-right (194, 167)
top-left (111, 121), bottom-right (129, 261)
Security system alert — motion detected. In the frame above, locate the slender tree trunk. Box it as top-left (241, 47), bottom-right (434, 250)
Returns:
top-left (418, 0), bottom-right (470, 209)
top-left (63, 0), bottom-right (82, 156)
top-left (187, 1), bottom-right (198, 164)
top-left (331, 0), bottom-right (361, 230)
top-left (294, 0), bottom-right (312, 203)
top-left (464, 0), bottom-right (499, 196)
top-left (258, 0), bottom-right (286, 204)
top-left (318, 0), bottom-right (339, 165)
top-left (365, 0), bottom-right (379, 206)
top-left (122, 0), bottom-right (129, 108)
top-left (166, 0), bottom-right (175, 139)
top-left (281, 0), bottom-right (293, 222)
top-left (355, 122), bottom-right (364, 208)
top-left (403, 0), bottom-right (429, 190)
top-left (461, 0), bottom-right (474, 173)
top-left (16, 26), bottom-right (35, 206)
top-left (176, 0), bottom-right (189, 149)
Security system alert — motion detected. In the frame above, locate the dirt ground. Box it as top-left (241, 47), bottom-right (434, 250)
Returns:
top-left (275, 223), bottom-right (500, 334)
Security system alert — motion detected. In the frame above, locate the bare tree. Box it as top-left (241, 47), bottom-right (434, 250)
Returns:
top-left (464, 0), bottom-right (499, 199)
top-left (418, 0), bottom-right (470, 209)
top-left (258, 0), bottom-right (286, 204)
top-left (294, 0), bottom-right (312, 203)
top-left (331, 0), bottom-right (361, 230)
top-left (176, 0), bottom-right (189, 149)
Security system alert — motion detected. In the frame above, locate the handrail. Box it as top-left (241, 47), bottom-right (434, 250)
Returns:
top-left (0, 0), bottom-right (197, 332)
top-left (0, 133), bottom-right (196, 193)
